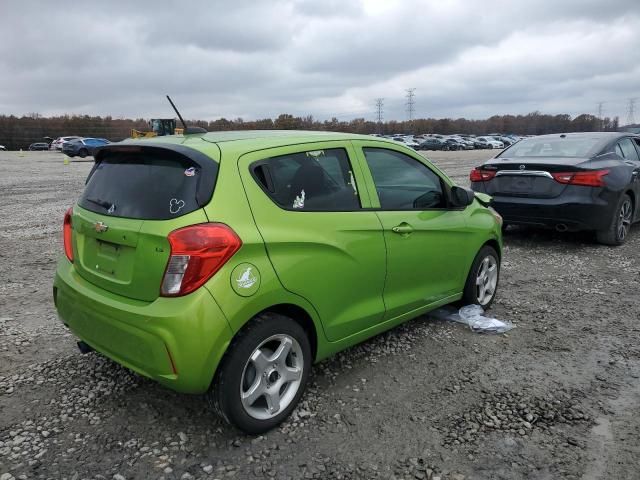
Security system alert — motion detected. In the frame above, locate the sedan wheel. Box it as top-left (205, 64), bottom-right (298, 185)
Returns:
top-left (597, 193), bottom-right (634, 246)
top-left (617, 197), bottom-right (633, 242)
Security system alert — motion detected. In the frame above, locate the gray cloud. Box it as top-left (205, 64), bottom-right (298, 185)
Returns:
top-left (1, 0), bottom-right (639, 122)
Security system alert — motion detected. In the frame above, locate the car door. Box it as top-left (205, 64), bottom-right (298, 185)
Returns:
top-left (352, 142), bottom-right (470, 320)
top-left (238, 142), bottom-right (387, 342)
top-left (617, 137), bottom-right (640, 221)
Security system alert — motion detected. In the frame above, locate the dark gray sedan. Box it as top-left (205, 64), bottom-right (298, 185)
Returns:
top-left (62, 138), bottom-right (110, 158)
top-left (470, 132), bottom-right (640, 245)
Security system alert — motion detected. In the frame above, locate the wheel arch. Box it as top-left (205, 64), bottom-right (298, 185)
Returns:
top-left (231, 303), bottom-right (319, 361)
top-left (624, 189), bottom-right (636, 216)
top-left (482, 238), bottom-right (502, 259)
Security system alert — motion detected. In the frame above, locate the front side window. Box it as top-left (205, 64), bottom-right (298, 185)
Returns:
top-left (362, 148), bottom-right (446, 210)
top-left (252, 148), bottom-right (360, 211)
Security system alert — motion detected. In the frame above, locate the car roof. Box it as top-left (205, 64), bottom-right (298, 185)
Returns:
top-left (117, 130), bottom-right (407, 154)
top-left (201, 130), bottom-right (376, 144)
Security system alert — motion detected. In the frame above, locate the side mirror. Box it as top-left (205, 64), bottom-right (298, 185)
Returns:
top-left (450, 186), bottom-right (475, 208)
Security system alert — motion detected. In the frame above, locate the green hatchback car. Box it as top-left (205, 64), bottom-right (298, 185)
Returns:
top-left (53, 130), bottom-right (502, 433)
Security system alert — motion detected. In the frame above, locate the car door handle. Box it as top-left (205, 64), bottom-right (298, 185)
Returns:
top-left (392, 223), bottom-right (414, 234)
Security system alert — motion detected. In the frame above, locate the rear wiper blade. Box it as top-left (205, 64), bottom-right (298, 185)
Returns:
top-left (85, 197), bottom-right (114, 211)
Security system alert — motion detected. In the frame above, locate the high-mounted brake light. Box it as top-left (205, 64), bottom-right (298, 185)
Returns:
top-left (160, 223), bottom-right (242, 297)
top-left (63, 207), bottom-right (74, 262)
top-left (552, 169), bottom-right (609, 187)
top-left (470, 167), bottom-right (496, 182)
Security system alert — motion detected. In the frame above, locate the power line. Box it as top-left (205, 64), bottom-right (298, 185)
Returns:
top-left (626, 98), bottom-right (638, 126)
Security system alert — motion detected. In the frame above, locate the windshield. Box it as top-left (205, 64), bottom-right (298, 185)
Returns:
top-left (501, 136), bottom-right (605, 158)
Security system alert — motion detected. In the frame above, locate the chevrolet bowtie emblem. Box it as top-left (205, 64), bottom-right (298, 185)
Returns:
top-left (94, 222), bottom-right (109, 233)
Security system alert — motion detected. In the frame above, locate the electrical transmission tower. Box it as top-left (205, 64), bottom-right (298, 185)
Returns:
top-left (596, 101), bottom-right (604, 131)
top-left (405, 88), bottom-right (416, 120)
top-left (375, 98), bottom-right (384, 134)
top-left (626, 98), bottom-right (638, 126)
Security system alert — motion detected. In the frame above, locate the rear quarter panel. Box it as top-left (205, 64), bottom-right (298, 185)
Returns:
top-left (200, 143), bottom-right (328, 352)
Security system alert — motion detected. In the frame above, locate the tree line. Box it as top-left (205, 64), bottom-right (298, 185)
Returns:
top-left (0, 111), bottom-right (620, 150)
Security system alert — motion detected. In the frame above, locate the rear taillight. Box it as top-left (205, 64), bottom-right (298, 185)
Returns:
top-left (470, 168), bottom-right (496, 182)
top-left (160, 223), bottom-right (242, 297)
top-left (552, 169), bottom-right (609, 187)
top-left (63, 207), bottom-right (74, 262)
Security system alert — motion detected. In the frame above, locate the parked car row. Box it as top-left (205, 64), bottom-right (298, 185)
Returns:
top-left (18, 136), bottom-right (110, 155)
top-left (372, 133), bottom-right (522, 151)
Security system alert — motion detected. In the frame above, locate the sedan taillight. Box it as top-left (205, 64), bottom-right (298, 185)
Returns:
top-left (160, 223), bottom-right (242, 297)
top-left (63, 207), bottom-right (74, 262)
top-left (470, 168), bottom-right (497, 182)
top-left (552, 169), bottom-right (609, 187)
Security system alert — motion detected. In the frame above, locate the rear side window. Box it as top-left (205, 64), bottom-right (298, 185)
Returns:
top-left (79, 148), bottom-right (215, 220)
top-left (617, 138), bottom-right (640, 161)
top-left (252, 148), bottom-right (360, 211)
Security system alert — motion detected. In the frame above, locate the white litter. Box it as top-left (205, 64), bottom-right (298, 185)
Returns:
top-left (429, 304), bottom-right (514, 334)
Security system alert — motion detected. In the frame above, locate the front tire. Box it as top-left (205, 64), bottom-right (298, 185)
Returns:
top-left (462, 246), bottom-right (500, 308)
top-left (208, 313), bottom-right (311, 434)
top-left (78, 148), bottom-right (88, 158)
top-left (596, 193), bottom-right (633, 246)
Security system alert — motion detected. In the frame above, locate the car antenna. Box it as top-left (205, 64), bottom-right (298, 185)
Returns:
top-left (166, 95), bottom-right (207, 135)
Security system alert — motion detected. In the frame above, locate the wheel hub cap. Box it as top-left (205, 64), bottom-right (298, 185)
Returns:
top-left (475, 255), bottom-right (498, 306)
top-left (240, 334), bottom-right (303, 420)
top-left (617, 199), bottom-right (632, 241)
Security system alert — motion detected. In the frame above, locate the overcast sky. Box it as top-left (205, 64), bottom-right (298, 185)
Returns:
top-left (2, 0), bottom-right (639, 122)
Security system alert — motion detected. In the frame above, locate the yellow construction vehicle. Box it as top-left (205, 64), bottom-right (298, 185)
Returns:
top-left (131, 118), bottom-right (179, 138)
top-left (131, 96), bottom-right (206, 138)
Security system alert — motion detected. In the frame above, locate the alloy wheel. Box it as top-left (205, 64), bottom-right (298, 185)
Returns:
top-left (617, 198), bottom-right (633, 241)
top-left (476, 255), bottom-right (498, 306)
top-left (240, 334), bottom-right (304, 420)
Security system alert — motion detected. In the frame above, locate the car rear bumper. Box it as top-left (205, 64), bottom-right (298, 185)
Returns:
top-left (53, 258), bottom-right (233, 393)
top-left (486, 189), bottom-right (617, 231)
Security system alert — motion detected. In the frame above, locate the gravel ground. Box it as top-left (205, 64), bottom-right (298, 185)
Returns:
top-left (1, 149), bottom-right (639, 480)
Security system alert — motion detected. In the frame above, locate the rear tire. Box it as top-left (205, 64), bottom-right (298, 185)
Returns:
top-left (596, 193), bottom-right (633, 246)
top-left (462, 246), bottom-right (500, 308)
top-left (208, 313), bottom-right (311, 434)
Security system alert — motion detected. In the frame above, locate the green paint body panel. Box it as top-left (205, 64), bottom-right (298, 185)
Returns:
top-left (54, 130), bottom-right (502, 394)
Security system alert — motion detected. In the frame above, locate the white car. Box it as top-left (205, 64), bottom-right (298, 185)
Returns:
top-left (50, 136), bottom-right (81, 151)
top-left (392, 137), bottom-right (420, 149)
top-left (0, 145), bottom-right (7, 151)
top-left (477, 136), bottom-right (505, 149)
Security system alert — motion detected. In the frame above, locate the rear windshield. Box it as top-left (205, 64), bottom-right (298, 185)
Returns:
top-left (79, 149), bottom-right (214, 220)
top-left (501, 136), bottom-right (604, 158)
